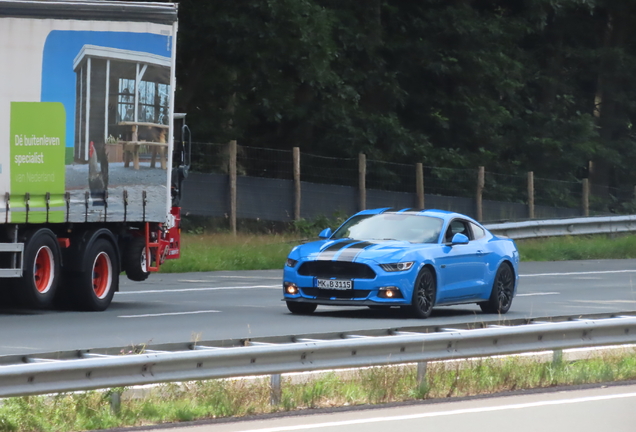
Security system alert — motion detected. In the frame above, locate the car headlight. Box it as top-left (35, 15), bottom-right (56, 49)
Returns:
top-left (286, 258), bottom-right (298, 268)
top-left (380, 261), bottom-right (414, 272)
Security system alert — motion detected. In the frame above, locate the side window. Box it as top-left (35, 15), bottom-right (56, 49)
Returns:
top-left (445, 219), bottom-right (470, 242)
top-left (470, 222), bottom-right (486, 240)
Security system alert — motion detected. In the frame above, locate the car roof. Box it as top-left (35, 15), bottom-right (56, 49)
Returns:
top-left (354, 208), bottom-right (480, 224)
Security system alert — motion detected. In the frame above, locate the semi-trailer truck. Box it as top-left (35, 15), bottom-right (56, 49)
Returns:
top-left (0, 0), bottom-right (188, 311)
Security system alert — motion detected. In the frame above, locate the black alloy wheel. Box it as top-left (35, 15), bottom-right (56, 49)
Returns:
top-left (408, 267), bottom-right (436, 319)
top-left (480, 262), bottom-right (514, 314)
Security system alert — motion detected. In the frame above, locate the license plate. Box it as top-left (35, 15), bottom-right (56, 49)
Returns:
top-left (316, 279), bottom-right (353, 290)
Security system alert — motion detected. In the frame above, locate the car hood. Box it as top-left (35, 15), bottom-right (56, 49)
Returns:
top-left (292, 238), bottom-right (436, 263)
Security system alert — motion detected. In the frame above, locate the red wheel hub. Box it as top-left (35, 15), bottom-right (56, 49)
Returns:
top-left (92, 252), bottom-right (112, 299)
top-left (34, 246), bottom-right (54, 293)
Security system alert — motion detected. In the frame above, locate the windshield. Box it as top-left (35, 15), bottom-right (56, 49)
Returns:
top-left (331, 213), bottom-right (444, 243)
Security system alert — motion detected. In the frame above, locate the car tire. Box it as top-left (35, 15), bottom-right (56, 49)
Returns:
top-left (286, 301), bottom-right (317, 315)
top-left (408, 267), bottom-right (436, 319)
top-left (12, 229), bottom-right (61, 309)
top-left (480, 262), bottom-right (514, 314)
top-left (123, 237), bottom-right (150, 282)
top-left (68, 238), bottom-right (119, 311)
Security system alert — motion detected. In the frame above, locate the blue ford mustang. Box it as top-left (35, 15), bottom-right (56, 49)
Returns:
top-left (283, 208), bottom-right (519, 318)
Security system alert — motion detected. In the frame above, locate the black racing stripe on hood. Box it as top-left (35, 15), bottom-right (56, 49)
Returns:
top-left (317, 239), bottom-right (357, 260)
top-left (336, 241), bottom-right (377, 262)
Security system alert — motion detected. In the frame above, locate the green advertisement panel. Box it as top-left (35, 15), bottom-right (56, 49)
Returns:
top-left (10, 102), bottom-right (66, 223)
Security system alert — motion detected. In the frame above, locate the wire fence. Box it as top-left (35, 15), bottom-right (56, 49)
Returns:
top-left (367, 159), bottom-right (416, 193)
top-left (189, 142), bottom-right (636, 216)
top-left (483, 172), bottom-right (527, 204)
top-left (190, 142), bottom-right (228, 174)
top-left (301, 153), bottom-right (358, 187)
top-left (238, 146), bottom-right (293, 179)
top-left (534, 177), bottom-right (581, 210)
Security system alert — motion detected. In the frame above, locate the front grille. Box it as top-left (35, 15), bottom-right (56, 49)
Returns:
top-left (298, 261), bottom-right (376, 279)
top-left (301, 288), bottom-right (371, 299)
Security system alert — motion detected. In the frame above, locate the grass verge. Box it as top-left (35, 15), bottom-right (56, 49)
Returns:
top-left (1, 351), bottom-right (635, 431)
top-left (159, 233), bottom-right (298, 273)
top-left (516, 233), bottom-right (636, 261)
top-left (160, 232), bottom-right (636, 273)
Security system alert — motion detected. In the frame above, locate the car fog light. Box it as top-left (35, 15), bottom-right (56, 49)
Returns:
top-left (378, 286), bottom-right (403, 299)
top-left (284, 282), bottom-right (299, 295)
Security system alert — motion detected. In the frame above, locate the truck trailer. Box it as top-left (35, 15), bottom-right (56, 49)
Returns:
top-left (0, 0), bottom-right (188, 311)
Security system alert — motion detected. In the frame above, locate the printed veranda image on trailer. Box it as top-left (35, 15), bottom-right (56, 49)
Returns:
top-left (0, 1), bottom-right (180, 312)
top-left (41, 31), bottom-right (173, 223)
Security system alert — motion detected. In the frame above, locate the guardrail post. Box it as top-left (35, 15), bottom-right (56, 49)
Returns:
top-left (416, 163), bottom-right (424, 209)
top-left (476, 166), bottom-right (485, 222)
top-left (552, 349), bottom-right (563, 365)
top-left (270, 373), bottom-right (282, 405)
top-left (527, 171), bottom-right (535, 219)
top-left (229, 140), bottom-right (237, 235)
top-left (416, 361), bottom-right (428, 386)
top-left (359, 153), bottom-right (366, 211)
top-left (293, 147), bottom-right (301, 221)
top-left (110, 390), bottom-right (122, 414)
top-left (582, 178), bottom-right (590, 217)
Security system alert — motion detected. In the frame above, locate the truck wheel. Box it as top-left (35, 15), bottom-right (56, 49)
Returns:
top-left (12, 229), bottom-right (61, 309)
top-left (123, 237), bottom-right (150, 281)
top-left (70, 238), bottom-right (118, 311)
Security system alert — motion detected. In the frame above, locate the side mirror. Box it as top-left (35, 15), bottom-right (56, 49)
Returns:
top-left (318, 228), bottom-right (332, 239)
top-left (451, 233), bottom-right (469, 245)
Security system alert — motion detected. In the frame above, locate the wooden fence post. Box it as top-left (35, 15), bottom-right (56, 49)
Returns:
top-left (359, 153), bottom-right (366, 211)
top-left (527, 171), bottom-right (535, 219)
top-left (293, 147), bottom-right (301, 221)
top-left (229, 140), bottom-right (237, 235)
top-left (476, 166), bottom-right (485, 222)
top-left (416, 163), bottom-right (424, 209)
top-left (582, 178), bottom-right (590, 217)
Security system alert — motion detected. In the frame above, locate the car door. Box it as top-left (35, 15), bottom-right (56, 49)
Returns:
top-left (436, 219), bottom-right (488, 302)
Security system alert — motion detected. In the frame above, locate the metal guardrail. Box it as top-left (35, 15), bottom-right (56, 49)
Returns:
top-left (484, 214), bottom-right (636, 239)
top-left (1, 314), bottom-right (636, 398)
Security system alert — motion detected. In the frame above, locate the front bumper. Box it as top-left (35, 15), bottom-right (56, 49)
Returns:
top-left (282, 263), bottom-right (417, 306)
top-left (283, 297), bottom-right (390, 307)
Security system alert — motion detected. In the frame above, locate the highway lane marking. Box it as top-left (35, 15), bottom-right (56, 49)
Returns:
top-left (521, 270), bottom-right (636, 277)
top-left (516, 292), bottom-right (559, 297)
top-left (180, 277), bottom-right (281, 282)
top-left (118, 310), bottom-right (221, 318)
top-left (232, 391), bottom-right (636, 432)
top-left (214, 276), bottom-right (281, 279)
top-left (117, 285), bottom-right (280, 295)
top-left (573, 299), bottom-right (636, 304)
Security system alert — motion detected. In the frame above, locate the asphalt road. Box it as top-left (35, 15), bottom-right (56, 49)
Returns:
top-left (161, 383), bottom-right (636, 432)
top-left (1, 259), bottom-right (636, 356)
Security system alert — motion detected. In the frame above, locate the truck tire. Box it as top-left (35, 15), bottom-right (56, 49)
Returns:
top-left (12, 229), bottom-right (61, 309)
top-left (123, 237), bottom-right (150, 281)
top-left (69, 238), bottom-right (119, 311)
